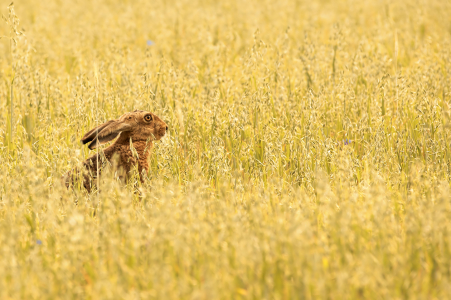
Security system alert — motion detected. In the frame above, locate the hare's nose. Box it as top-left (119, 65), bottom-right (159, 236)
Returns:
top-left (166, 126), bottom-right (168, 131)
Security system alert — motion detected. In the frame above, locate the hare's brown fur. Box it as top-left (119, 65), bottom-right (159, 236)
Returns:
top-left (64, 110), bottom-right (167, 191)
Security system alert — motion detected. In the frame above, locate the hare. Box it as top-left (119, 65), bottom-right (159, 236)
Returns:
top-left (64, 110), bottom-right (168, 192)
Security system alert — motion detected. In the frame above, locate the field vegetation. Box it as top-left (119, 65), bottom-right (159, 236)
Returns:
top-left (1, 0), bottom-right (451, 298)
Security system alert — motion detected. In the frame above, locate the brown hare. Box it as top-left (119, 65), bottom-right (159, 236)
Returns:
top-left (64, 110), bottom-right (168, 192)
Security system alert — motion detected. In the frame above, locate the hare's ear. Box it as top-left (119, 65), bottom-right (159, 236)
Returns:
top-left (87, 122), bottom-right (132, 150)
top-left (81, 120), bottom-right (116, 145)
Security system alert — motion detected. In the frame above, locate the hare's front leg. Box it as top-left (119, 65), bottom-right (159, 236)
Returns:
top-left (138, 165), bottom-right (149, 184)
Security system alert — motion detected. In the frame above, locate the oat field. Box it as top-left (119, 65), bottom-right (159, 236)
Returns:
top-left (1, 0), bottom-right (451, 298)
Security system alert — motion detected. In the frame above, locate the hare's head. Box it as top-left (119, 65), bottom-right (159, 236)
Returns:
top-left (81, 110), bottom-right (168, 150)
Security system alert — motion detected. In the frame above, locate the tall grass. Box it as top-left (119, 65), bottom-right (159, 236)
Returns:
top-left (1, 0), bottom-right (451, 298)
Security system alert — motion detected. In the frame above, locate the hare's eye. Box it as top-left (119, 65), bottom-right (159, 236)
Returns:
top-left (144, 114), bottom-right (153, 122)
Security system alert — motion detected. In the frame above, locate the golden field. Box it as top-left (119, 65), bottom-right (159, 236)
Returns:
top-left (1, 0), bottom-right (451, 298)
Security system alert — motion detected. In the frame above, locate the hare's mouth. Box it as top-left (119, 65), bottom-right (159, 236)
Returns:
top-left (158, 129), bottom-right (166, 137)
top-left (153, 132), bottom-right (165, 141)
